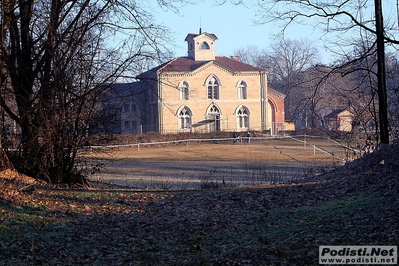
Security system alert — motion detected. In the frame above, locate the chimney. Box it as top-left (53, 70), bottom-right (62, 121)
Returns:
top-left (231, 56), bottom-right (240, 62)
top-left (199, 27), bottom-right (202, 34)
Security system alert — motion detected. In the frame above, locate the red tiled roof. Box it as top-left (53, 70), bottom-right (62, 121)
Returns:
top-left (325, 109), bottom-right (344, 118)
top-left (325, 109), bottom-right (354, 118)
top-left (152, 56), bottom-right (265, 74)
top-left (214, 56), bottom-right (265, 72)
top-left (158, 57), bottom-right (210, 72)
top-left (267, 82), bottom-right (286, 98)
top-left (185, 32), bottom-right (218, 41)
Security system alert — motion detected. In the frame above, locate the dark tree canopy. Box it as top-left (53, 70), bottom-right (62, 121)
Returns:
top-left (0, 0), bottom-right (186, 183)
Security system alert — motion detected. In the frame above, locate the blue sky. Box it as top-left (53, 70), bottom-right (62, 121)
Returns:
top-left (151, 1), bottom-right (399, 65)
top-left (110, 1), bottom-right (398, 82)
top-left (152, 1), bottom-right (329, 62)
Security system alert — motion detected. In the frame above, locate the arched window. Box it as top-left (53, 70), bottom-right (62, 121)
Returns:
top-left (178, 106), bottom-right (192, 130)
top-left (236, 106), bottom-right (249, 130)
top-left (206, 76), bottom-right (219, 99)
top-left (206, 104), bottom-right (221, 132)
top-left (237, 80), bottom-right (247, 99)
top-left (209, 104), bottom-right (220, 113)
top-left (200, 41), bottom-right (210, 49)
top-left (179, 81), bottom-right (189, 100)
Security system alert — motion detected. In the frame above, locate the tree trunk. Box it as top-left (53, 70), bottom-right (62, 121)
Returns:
top-left (374, 0), bottom-right (390, 144)
top-left (0, 148), bottom-right (14, 171)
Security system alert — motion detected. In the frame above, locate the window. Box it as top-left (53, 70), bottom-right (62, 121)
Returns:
top-left (209, 104), bottom-right (220, 114)
top-left (123, 103), bottom-right (136, 112)
top-left (179, 81), bottom-right (189, 100)
top-left (124, 121), bottom-right (131, 130)
top-left (178, 106), bottom-right (192, 130)
top-left (207, 104), bottom-right (221, 132)
top-left (124, 120), bottom-right (138, 133)
top-left (200, 41), bottom-right (210, 49)
top-left (237, 81), bottom-right (247, 99)
top-left (207, 76), bottom-right (219, 99)
top-left (237, 106), bottom-right (249, 129)
top-left (132, 121), bottom-right (137, 131)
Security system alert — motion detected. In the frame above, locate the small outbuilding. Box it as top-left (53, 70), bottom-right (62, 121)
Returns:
top-left (325, 109), bottom-right (355, 132)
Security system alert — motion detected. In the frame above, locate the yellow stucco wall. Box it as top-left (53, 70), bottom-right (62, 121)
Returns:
top-left (158, 63), bottom-right (268, 133)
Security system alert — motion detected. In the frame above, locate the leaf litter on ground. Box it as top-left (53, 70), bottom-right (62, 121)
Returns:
top-left (0, 144), bottom-right (398, 265)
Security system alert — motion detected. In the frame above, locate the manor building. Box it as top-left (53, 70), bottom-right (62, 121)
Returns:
top-left (103, 29), bottom-right (286, 135)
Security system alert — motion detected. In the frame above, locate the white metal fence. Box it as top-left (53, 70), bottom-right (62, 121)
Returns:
top-left (83, 135), bottom-right (354, 190)
top-left (130, 122), bottom-right (287, 135)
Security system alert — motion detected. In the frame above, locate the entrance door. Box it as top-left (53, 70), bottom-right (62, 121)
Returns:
top-left (207, 104), bottom-right (221, 132)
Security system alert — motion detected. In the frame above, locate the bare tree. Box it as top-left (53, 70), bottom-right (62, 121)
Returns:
top-left (233, 45), bottom-right (267, 67)
top-left (263, 38), bottom-right (320, 123)
top-left (264, 39), bottom-right (320, 86)
top-left (0, 0), bottom-right (186, 183)
top-left (234, 38), bottom-right (320, 124)
top-left (386, 53), bottom-right (399, 136)
top-left (249, 0), bottom-right (399, 144)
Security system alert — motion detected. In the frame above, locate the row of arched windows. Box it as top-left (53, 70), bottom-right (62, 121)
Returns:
top-left (177, 104), bottom-right (250, 131)
top-left (178, 75), bottom-right (248, 100)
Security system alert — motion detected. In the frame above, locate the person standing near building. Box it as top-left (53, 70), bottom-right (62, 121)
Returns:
top-left (232, 131), bottom-right (239, 144)
top-left (246, 131), bottom-right (251, 145)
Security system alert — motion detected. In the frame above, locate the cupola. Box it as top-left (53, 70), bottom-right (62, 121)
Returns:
top-left (184, 29), bottom-right (218, 61)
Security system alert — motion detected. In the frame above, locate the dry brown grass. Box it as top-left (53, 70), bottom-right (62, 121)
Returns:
top-left (79, 137), bottom-right (351, 189)
top-left (84, 137), bottom-right (347, 163)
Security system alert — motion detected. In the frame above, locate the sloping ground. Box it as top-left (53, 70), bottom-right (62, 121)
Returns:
top-left (0, 145), bottom-right (398, 265)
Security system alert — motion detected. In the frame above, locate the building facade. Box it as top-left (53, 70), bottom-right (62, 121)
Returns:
top-left (325, 109), bottom-right (355, 132)
top-left (134, 30), bottom-right (286, 134)
top-left (93, 82), bottom-right (146, 135)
